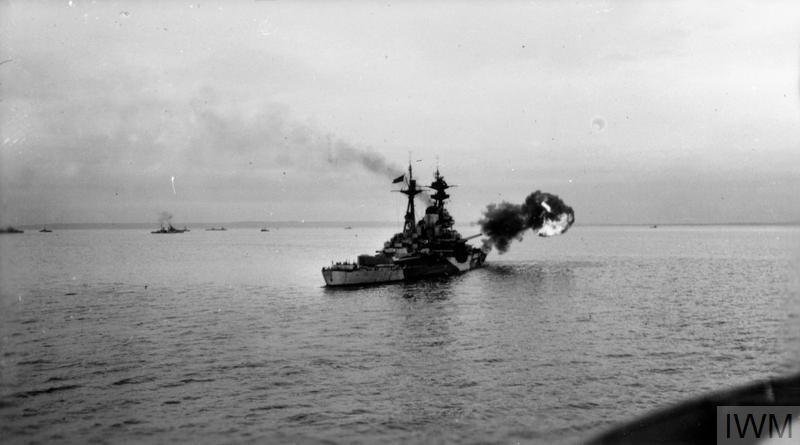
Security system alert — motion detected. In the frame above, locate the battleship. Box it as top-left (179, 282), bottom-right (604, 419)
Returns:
top-left (322, 164), bottom-right (488, 286)
top-left (151, 223), bottom-right (186, 234)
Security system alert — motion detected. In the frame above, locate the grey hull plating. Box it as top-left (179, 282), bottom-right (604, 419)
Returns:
top-left (322, 251), bottom-right (485, 287)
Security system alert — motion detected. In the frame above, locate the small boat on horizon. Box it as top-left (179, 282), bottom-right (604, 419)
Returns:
top-left (206, 227), bottom-right (227, 231)
top-left (0, 226), bottom-right (24, 234)
top-left (260, 227), bottom-right (269, 232)
top-left (39, 227), bottom-right (52, 233)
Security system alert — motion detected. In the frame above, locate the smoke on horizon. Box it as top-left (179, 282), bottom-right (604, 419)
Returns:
top-left (480, 190), bottom-right (575, 253)
top-left (158, 211), bottom-right (173, 226)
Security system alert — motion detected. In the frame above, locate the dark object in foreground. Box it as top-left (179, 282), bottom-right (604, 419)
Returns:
top-left (587, 372), bottom-right (800, 444)
top-left (322, 164), bottom-right (487, 286)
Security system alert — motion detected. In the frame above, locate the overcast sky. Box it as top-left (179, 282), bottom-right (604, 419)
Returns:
top-left (1, 0), bottom-right (798, 225)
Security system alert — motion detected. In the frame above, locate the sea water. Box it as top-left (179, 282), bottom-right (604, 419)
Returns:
top-left (1, 225), bottom-right (798, 444)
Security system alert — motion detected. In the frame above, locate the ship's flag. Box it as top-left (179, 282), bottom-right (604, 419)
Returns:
top-left (392, 174), bottom-right (405, 183)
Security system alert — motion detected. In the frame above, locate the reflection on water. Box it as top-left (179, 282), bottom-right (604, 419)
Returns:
top-left (0, 226), bottom-right (798, 444)
top-left (399, 278), bottom-right (459, 301)
top-left (482, 261), bottom-right (580, 295)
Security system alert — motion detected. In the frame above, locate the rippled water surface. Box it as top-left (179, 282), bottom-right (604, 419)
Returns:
top-left (1, 225), bottom-right (799, 444)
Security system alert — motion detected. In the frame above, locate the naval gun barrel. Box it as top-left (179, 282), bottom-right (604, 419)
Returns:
top-left (463, 233), bottom-right (483, 241)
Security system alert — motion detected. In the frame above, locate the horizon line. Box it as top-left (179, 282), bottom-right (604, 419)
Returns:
top-left (5, 220), bottom-right (800, 230)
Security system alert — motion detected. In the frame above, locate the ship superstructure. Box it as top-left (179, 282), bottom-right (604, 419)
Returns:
top-left (151, 223), bottom-right (185, 234)
top-left (322, 164), bottom-right (487, 286)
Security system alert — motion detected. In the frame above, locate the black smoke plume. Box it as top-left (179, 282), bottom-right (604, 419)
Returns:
top-left (189, 93), bottom-right (407, 183)
top-left (189, 95), bottom-right (430, 203)
top-left (329, 142), bottom-right (403, 180)
top-left (327, 142), bottom-right (431, 205)
top-left (480, 191), bottom-right (575, 253)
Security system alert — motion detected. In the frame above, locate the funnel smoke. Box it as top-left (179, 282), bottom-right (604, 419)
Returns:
top-left (328, 143), bottom-right (434, 205)
top-left (190, 95), bottom-right (408, 184)
top-left (158, 211), bottom-right (173, 226)
top-left (480, 191), bottom-right (575, 253)
top-left (330, 143), bottom-right (403, 180)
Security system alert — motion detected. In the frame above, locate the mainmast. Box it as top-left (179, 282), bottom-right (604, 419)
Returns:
top-left (429, 167), bottom-right (450, 210)
top-left (400, 163), bottom-right (422, 235)
top-left (427, 166), bottom-right (455, 230)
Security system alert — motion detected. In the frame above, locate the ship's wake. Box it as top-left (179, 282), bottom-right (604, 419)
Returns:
top-left (480, 191), bottom-right (575, 253)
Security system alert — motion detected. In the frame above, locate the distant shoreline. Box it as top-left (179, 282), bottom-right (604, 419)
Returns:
top-left (7, 221), bottom-right (800, 231)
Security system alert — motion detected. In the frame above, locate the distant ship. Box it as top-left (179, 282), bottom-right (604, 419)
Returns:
top-left (322, 164), bottom-right (487, 286)
top-left (39, 227), bottom-right (52, 233)
top-left (151, 224), bottom-right (185, 234)
top-left (261, 227), bottom-right (270, 232)
top-left (0, 226), bottom-right (24, 234)
top-left (206, 227), bottom-right (227, 231)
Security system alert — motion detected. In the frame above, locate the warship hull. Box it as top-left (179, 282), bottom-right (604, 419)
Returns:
top-left (322, 265), bottom-right (404, 286)
top-left (322, 251), bottom-right (486, 287)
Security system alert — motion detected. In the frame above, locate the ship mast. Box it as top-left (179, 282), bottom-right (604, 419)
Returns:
top-left (429, 167), bottom-right (450, 210)
top-left (428, 166), bottom-right (455, 230)
top-left (400, 162), bottom-right (422, 235)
